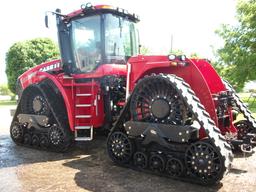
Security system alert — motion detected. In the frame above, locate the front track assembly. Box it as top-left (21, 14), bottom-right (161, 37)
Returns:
top-left (107, 74), bottom-right (233, 185)
top-left (10, 80), bottom-right (72, 152)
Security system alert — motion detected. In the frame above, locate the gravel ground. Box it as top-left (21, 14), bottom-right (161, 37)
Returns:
top-left (0, 105), bottom-right (256, 192)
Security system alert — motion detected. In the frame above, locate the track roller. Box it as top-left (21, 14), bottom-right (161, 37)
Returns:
top-left (32, 135), bottom-right (40, 146)
top-left (149, 154), bottom-right (165, 173)
top-left (133, 152), bottom-right (148, 169)
top-left (23, 133), bottom-right (32, 145)
top-left (166, 157), bottom-right (184, 177)
top-left (39, 136), bottom-right (49, 149)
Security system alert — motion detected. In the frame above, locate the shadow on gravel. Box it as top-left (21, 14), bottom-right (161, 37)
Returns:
top-left (0, 134), bottom-right (100, 169)
top-left (229, 167), bottom-right (247, 174)
top-left (233, 151), bottom-right (255, 159)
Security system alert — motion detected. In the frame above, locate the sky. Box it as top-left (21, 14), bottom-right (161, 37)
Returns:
top-left (0, 0), bottom-right (237, 84)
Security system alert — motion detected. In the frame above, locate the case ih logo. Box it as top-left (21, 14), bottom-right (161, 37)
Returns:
top-left (39, 62), bottom-right (60, 72)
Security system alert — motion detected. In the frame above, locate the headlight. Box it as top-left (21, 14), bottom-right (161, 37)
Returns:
top-left (168, 54), bottom-right (176, 60)
top-left (178, 55), bottom-right (186, 61)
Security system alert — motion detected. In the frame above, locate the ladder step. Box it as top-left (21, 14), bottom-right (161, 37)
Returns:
top-left (76, 93), bottom-right (92, 96)
top-left (75, 115), bottom-right (92, 118)
top-left (75, 126), bottom-right (91, 130)
top-left (76, 104), bottom-right (92, 107)
top-left (75, 137), bottom-right (93, 141)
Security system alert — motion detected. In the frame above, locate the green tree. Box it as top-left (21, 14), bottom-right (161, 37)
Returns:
top-left (169, 49), bottom-right (184, 55)
top-left (140, 45), bottom-right (150, 55)
top-left (6, 38), bottom-right (59, 93)
top-left (0, 84), bottom-right (13, 96)
top-left (216, 0), bottom-right (256, 91)
top-left (190, 52), bottom-right (201, 59)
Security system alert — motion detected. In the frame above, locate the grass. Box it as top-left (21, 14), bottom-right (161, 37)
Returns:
top-left (0, 100), bottom-right (17, 106)
top-left (239, 95), bottom-right (256, 113)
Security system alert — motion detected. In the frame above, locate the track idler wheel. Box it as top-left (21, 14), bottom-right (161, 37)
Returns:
top-left (48, 124), bottom-right (70, 152)
top-left (185, 141), bottom-right (225, 185)
top-left (166, 157), bottom-right (184, 177)
top-left (149, 154), bottom-right (165, 173)
top-left (133, 152), bottom-right (148, 169)
top-left (10, 122), bottom-right (23, 143)
top-left (107, 131), bottom-right (134, 165)
top-left (234, 120), bottom-right (252, 139)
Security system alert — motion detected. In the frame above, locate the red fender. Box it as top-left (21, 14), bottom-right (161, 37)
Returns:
top-left (36, 71), bottom-right (74, 131)
top-left (128, 55), bottom-right (234, 137)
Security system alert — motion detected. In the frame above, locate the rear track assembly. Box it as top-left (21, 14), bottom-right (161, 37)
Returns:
top-left (222, 79), bottom-right (256, 128)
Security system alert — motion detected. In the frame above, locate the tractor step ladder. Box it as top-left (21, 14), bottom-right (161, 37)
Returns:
top-left (74, 80), bottom-right (95, 141)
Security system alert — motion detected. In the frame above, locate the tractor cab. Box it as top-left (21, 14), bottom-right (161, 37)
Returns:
top-left (54, 4), bottom-right (140, 74)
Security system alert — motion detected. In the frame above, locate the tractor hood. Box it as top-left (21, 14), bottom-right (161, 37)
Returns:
top-left (18, 59), bottom-right (62, 89)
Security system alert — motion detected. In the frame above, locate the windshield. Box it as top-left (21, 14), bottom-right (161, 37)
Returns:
top-left (71, 15), bottom-right (101, 73)
top-left (70, 14), bottom-right (138, 73)
top-left (105, 14), bottom-right (138, 64)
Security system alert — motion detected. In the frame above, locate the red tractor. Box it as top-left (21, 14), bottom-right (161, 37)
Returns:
top-left (10, 3), bottom-right (256, 185)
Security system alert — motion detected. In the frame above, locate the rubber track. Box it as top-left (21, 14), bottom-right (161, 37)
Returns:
top-left (222, 79), bottom-right (256, 128)
top-left (164, 74), bottom-right (233, 175)
top-left (38, 80), bottom-right (73, 151)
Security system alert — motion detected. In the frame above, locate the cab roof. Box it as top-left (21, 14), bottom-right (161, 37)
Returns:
top-left (65, 4), bottom-right (139, 23)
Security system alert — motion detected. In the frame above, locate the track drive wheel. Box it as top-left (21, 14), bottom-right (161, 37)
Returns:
top-left (10, 122), bottom-right (23, 143)
top-left (185, 140), bottom-right (225, 185)
top-left (107, 131), bottom-right (134, 165)
top-left (130, 75), bottom-right (188, 125)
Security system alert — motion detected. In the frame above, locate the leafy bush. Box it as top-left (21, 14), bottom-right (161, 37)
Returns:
top-left (5, 38), bottom-right (60, 93)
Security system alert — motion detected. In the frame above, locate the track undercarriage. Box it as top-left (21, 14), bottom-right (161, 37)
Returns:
top-left (10, 80), bottom-right (73, 152)
top-left (107, 74), bottom-right (233, 185)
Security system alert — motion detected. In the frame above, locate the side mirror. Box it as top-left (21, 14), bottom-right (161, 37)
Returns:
top-left (45, 14), bottom-right (49, 28)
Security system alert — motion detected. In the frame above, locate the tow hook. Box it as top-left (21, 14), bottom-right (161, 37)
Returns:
top-left (240, 144), bottom-right (253, 154)
top-left (246, 133), bottom-right (256, 145)
top-left (250, 137), bottom-right (256, 145)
